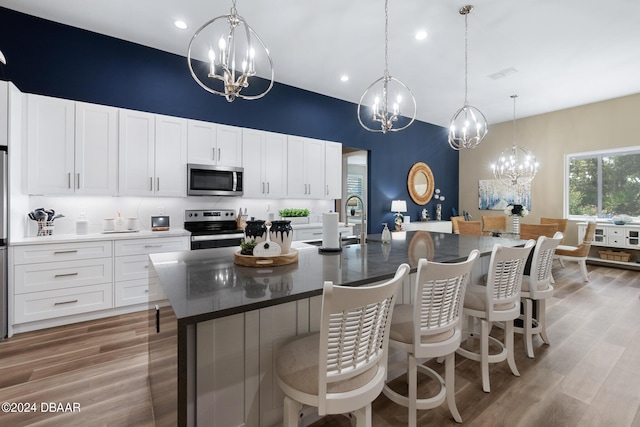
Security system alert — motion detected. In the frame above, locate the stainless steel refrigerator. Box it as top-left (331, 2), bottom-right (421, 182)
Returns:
top-left (0, 146), bottom-right (6, 340)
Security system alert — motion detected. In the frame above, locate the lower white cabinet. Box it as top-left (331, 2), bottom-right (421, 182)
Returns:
top-left (292, 224), bottom-right (354, 241)
top-left (579, 222), bottom-right (640, 269)
top-left (114, 237), bottom-right (188, 307)
top-left (10, 234), bottom-right (189, 333)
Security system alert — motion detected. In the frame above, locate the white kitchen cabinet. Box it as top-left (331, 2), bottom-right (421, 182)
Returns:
top-left (155, 115), bottom-right (187, 197)
top-left (12, 241), bottom-right (114, 324)
top-left (119, 110), bottom-right (187, 197)
top-left (114, 236), bottom-right (188, 307)
top-left (27, 94), bottom-right (75, 195)
top-left (75, 102), bottom-right (118, 195)
top-left (242, 128), bottom-right (287, 198)
top-left (287, 135), bottom-right (325, 198)
top-left (118, 109), bottom-right (155, 196)
top-left (324, 141), bottom-right (342, 199)
top-left (27, 96), bottom-right (118, 196)
top-left (187, 120), bottom-right (242, 167)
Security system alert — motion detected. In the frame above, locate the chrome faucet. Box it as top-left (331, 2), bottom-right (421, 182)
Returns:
top-left (344, 195), bottom-right (366, 245)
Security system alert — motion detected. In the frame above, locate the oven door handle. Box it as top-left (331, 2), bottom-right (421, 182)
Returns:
top-left (191, 233), bottom-right (245, 242)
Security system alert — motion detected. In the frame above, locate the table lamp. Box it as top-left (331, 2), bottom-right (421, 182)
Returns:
top-left (391, 200), bottom-right (407, 231)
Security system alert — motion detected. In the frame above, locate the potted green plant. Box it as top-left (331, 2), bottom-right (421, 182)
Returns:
top-left (279, 208), bottom-right (310, 224)
top-left (239, 238), bottom-right (257, 255)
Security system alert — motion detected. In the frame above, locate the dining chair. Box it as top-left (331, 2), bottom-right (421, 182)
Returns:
top-left (450, 216), bottom-right (465, 234)
top-left (456, 240), bottom-right (535, 393)
top-left (515, 233), bottom-right (563, 358)
top-left (540, 217), bottom-right (568, 242)
top-left (275, 263), bottom-right (410, 427)
top-left (554, 221), bottom-right (596, 282)
top-left (457, 220), bottom-right (482, 236)
top-left (518, 223), bottom-right (558, 240)
top-left (383, 250), bottom-right (480, 426)
top-left (482, 216), bottom-right (506, 235)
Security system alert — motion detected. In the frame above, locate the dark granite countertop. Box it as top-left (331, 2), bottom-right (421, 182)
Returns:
top-left (149, 231), bottom-right (524, 325)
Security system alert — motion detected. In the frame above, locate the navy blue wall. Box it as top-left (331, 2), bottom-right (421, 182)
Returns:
top-left (0, 7), bottom-right (458, 232)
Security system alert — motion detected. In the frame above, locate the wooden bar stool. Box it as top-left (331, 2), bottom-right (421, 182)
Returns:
top-left (456, 240), bottom-right (535, 392)
top-left (383, 250), bottom-right (480, 426)
top-left (275, 264), bottom-right (410, 427)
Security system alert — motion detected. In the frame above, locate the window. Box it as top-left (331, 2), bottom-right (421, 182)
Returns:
top-left (566, 147), bottom-right (640, 218)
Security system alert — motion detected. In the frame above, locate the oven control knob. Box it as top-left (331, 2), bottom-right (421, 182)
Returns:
top-left (188, 213), bottom-right (192, 217)
top-left (194, 213), bottom-right (198, 217)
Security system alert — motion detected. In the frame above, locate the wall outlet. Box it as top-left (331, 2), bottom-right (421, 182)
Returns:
top-left (158, 207), bottom-right (165, 215)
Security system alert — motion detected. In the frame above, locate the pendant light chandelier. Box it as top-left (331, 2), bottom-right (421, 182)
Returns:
top-left (448, 5), bottom-right (488, 150)
top-left (187, 0), bottom-right (274, 102)
top-left (491, 95), bottom-right (538, 186)
top-left (357, 0), bottom-right (416, 133)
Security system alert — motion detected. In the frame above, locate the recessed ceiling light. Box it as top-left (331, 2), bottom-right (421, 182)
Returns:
top-left (415, 30), bottom-right (427, 41)
top-left (174, 20), bottom-right (188, 30)
top-left (340, 75), bottom-right (349, 82)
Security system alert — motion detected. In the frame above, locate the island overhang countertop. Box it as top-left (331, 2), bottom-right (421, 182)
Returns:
top-left (149, 231), bottom-right (524, 325)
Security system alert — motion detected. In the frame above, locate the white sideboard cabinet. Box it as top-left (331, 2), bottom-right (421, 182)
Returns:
top-left (579, 222), bottom-right (640, 270)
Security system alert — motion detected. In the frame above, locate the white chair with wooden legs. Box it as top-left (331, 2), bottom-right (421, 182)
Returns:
top-left (456, 240), bottom-right (535, 393)
top-left (275, 263), bottom-right (410, 427)
top-left (516, 233), bottom-right (563, 358)
top-left (554, 221), bottom-right (596, 282)
top-left (383, 250), bottom-right (480, 426)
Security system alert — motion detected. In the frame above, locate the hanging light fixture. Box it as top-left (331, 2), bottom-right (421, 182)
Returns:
top-left (491, 95), bottom-right (538, 186)
top-left (448, 5), bottom-right (488, 150)
top-left (187, 0), bottom-right (274, 102)
top-left (357, 0), bottom-right (416, 133)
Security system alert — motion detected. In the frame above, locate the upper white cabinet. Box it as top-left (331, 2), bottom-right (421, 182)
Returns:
top-left (287, 136), bottom-right (325, 199)
top-left (75, 102), bottom-right (118, 195)
top-left (27, 95), bottom-right (118, 196)
top-left (119, 110), bottom-right (187, 197)
top-left (242, 129), bottom-right (287, 198)
top-left (27, 95), bottom-right (75, 195)
top-left (187, 120), bottom-right (242, 167)
top-left (324, 141), bottom-right (342, 199)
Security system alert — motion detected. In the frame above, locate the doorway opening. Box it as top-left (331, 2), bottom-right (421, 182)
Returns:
top-left (341, 148), bottom-right (368, 237)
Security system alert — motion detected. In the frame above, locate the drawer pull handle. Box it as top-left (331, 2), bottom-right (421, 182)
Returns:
top-left (145, 289), bottom-right (149, 293)
top-left (54, 299), bottom-right (78, 306)
top-left (144, 245), bottom-right (162, 248)
top-left (54, 250), bottom-right (79, 254)
top-left (54, 272), bottom-right (79, 278)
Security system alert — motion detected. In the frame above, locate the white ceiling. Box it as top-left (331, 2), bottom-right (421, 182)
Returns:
top-left (2, 0), bottom-right (640, 127)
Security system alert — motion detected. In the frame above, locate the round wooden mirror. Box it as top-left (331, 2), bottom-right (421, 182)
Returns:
top-left (407, 162), bottom-right (435, 205)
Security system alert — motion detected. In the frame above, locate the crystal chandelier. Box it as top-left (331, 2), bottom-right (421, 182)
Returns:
top-left (492, 95), bottom-right (538, 185)
top-left (187, 0), bottom-right (274, 102)
top-left (357, 0), bottom-right (416, 133)
top-left (448, 5), bottom-right (488, 150)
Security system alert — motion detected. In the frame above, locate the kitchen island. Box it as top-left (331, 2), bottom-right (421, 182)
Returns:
top-left (148, 231), bottom-right (524, 427)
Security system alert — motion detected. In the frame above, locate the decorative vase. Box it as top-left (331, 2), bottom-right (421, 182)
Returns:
top-left (269, 220), bottom-right (293, 254)
top-left (512, 216), bottom-right (520, 234)
top-left (245, 220), bottom-right (267, 243)
top-left (381, 223), bottom-right (391, 243)
top-left (436, 204), bottom-right (442, 221)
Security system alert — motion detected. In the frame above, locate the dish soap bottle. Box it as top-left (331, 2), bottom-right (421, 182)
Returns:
top-left (76, 211), bottom-right (89, 235)
top-left (381, 223), bottom-right (391, 243)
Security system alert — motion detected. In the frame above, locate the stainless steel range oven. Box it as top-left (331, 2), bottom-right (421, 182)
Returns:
top-left (184, 209), bottom-right (244, 250)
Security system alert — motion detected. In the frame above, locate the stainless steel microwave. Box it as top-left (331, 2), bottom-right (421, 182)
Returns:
top-left (187, 164), bottom-right (243, 196)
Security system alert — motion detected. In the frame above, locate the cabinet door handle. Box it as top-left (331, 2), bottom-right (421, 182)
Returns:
top-left (149, 177), bottom-right (153, 191)
top-left (54, 272), bottom-right (79, 278)
top-left (53, 250), bottom-right (78, 254)
top-left (218, 148), bottom-right (221, 160)
top-left (212, 147), bottom-right (216, 161)
top-left (68, 173), bottom-right (72, 189)
top-left (267, 182), bottom-right (270, 194)
top-left (54, 299), bottom-right (78, 306)
top-left (155, 305), bottom-right (160, 333)
top-left (262, 182), bottom-right (265, 194)
top-left (157, 177), bottom-right (160, 192)
top-left (326, 185), bottom-right (329, 195)
top-left (77, 173), bottom-right (80, 189)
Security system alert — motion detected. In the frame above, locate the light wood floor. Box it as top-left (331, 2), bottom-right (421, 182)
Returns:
top-left (1, 262), bottom-right (640, 426)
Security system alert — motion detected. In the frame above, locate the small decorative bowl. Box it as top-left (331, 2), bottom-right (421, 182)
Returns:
top-left (613, 221), bottom-right (628, 225)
